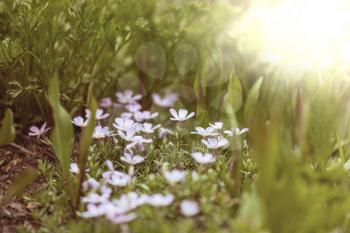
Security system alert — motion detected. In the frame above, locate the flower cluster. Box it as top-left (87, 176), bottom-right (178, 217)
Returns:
top-left (71, 90), bottom-right (180, 224)
top-left (30, 88), bottom-right (248, 225)
top-left (77, 159), bottom-right (176, 223)
top-left (190, 122), bottom-right (229, 164)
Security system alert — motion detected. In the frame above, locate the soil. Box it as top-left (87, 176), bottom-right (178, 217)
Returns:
top-left (0, 135), bottom-right (55, 233)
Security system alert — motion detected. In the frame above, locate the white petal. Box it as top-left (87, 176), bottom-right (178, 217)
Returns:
top-left (169, 108), bottom-right (178, 118)
top-left (186, 112), bottom-right (195, 119)
top-left (178, 109), bottom-right (188, 118)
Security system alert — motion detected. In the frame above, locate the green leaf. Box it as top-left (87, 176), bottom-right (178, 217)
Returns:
top-left (1, 168), bottom-right (38, 206)
top-left (194, 70), bottom-right (209, 125)
top-left (194, 68), bottom-right (207, 103)
top-left (222, 72), bottom-right (241, 130)
top-left (0, 109), bottom-right (16, 146)
top-left (74, 98), bottom-right (97, 209)
top-left (244, 77), bottom-right (263, 123)
top-left (77, 98), bottom-right (96, 173)
top-left (235, 186), bottom-right (264, 232)
top-left (47, 77), bottom-right (74, 192)
top-left (224, 73), bottom-right (243, 113)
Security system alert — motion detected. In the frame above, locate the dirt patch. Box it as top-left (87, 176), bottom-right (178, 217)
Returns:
top-left (0, 135), bottom-right (55, 233)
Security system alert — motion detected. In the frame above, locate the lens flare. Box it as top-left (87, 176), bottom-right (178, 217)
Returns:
top-left (232, 0), bottom-right (350, 72)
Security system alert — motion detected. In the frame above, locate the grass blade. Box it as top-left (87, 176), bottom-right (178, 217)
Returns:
top-left (224, 73), bottom-right (243, 114)
top-left (244, 76), bottom-right (263, 124)
top-left (1, 168), bottom-right (38, 206)
top-left (47, 77), bottom-right (74, 199)
top-left (0, 109), bottom-right (16, 146)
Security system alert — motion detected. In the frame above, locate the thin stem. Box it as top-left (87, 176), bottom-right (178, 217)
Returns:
top-left (9, 143), bottom-right (35, 156)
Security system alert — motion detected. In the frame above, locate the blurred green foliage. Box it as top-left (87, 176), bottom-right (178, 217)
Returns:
top-left (0, 0), bottom-right (236, 126)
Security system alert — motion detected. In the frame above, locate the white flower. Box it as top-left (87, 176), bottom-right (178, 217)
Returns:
top-left (103, 170), bottom-right (131, 187)
top-left (83, 178), bottom-right (100, 190)
top-left (130, 135), bottom-right (153, 144)
top-left (180, 200), bottom-right (200, 217)
top-left (101, 201), bottom-right (128, 215)
top-left (28, 122), bottom-right (50, 138)
top-left (112, 138), bottom-right (120, 144)
top-left (234, 127), bottom-right (249, 135)
top-left (92, 126), bottom-right (110, 139)
top-left (79, 204), bottom-right (106, 218)
top-left (191, 152), bottom-right (216, 164)
top-left (191, 127), bottom-right (218, 137)
top-left (82, 191), bottom-right (111, 204)
top-left (243, 139), bottom-right (248, 148)
top-left (125, 140), bottom-right (152, 152)
top-left (100, 97), bottom-right (113, 108)
top-left (209, 122), bottom-right (224, 130)
top-left (113, 118), bottom-right (136, 131)
top-left (134, 111), bottom-right (158, 122)
top-left (163, 169), bottom-right (186, 185)
top-left (86, 108), bottom-right (110, 120)
top-left (82, 186), bottom-right (112, 204)
top-left (69, 163), bottom-right (80, 174)
top-left (72, 116), bottom-right (89, 127)
top-left (113, 192), bottom-right (148, 210)
top-left (141, 123), bottom-right (161, 134)
top-left (125, 103), bottom-right (142, 112)
top-left (100, 202), bottom-right (127, 217)
top-left (223, 130), bottom-right (234, 137)
top-left (107, 212), bottom-right (137, 224)
top-left (95, 108), bottom-right (110, 120)
top-left (118, 128), bottom-right (142, 142)
top-left (116, 90), bottom-right (142, 104)
top-left (158, 127), bottom-right (172, 139)
top-left (169, 108), bottom-right (195, 122)
top-left (70, 163), bottom-right (89, 174)
top-left (224, 128), bottom-right (249, 136)
top-left (105, 159), bottom-right (115, 171)
top-left (100, 185), bottom-right (112, 195)
top-left (81, 193), bottom-right (144, 222)
top-left (118, 128), bottom-right (152, 151)
top-left (152, 93), bottom-right (178, 108)
top-left (147, 193), bottom-right (175, 207)
top-left (120, 152), bottom-right (145, 165)
top-left (201, 136), bottom-right (229, 149)
top-left (120, 112), bottom-right (133, 119)
top-left (103, 160), bottom-right (131, 187)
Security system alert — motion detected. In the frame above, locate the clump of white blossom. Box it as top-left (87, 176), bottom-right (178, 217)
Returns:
top-left (30, 88), bottom-right (248, 225)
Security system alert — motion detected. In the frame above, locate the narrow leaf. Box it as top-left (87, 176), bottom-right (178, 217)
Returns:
top-left (194, 68), bottom-right (209, 125)
top-left (244, 76), bottom-right (263, 123)
top-left (47, 77), bottom-right (74, 194)
top-left (1, 168), bottom-right (38, 206)
top-left (234, 186), bottom-right (264, 232)
top-left (0, 109), bottom-right (16, 146)
top-left (225, 73), bottom-right (243, 113)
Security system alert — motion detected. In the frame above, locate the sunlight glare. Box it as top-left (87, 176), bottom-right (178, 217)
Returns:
top-left (232, 0), bottom-right (350, 72)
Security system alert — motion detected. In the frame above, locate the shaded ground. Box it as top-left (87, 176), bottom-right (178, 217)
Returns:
top-left (0, 135), bottom-right (54, 233)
